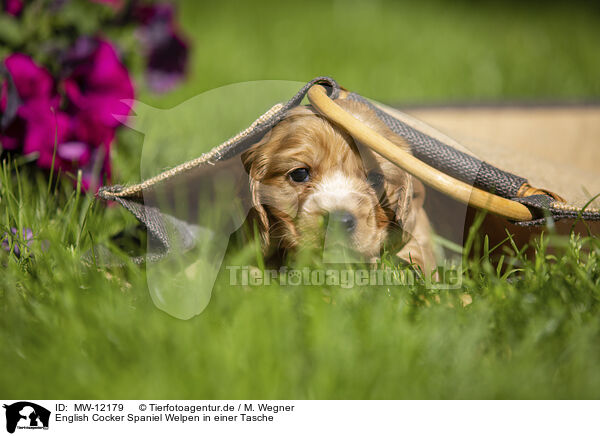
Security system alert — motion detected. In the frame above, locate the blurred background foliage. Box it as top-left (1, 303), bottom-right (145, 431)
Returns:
top-left (149, 0), bottom-right (600, 108)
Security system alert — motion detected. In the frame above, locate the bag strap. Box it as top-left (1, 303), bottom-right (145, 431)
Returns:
top-left (308, 84), bottom-right (535, 221)
top-left (312, 84), bottom-right (600, 223)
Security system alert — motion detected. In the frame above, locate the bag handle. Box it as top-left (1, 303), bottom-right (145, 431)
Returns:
top-left (307, 84), bottom-right (534, 221)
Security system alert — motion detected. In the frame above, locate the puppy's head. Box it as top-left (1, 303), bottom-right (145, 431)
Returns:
top-left (241, 100), bottom-right (423, 260)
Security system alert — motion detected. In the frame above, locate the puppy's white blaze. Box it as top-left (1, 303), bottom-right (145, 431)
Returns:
top-left (303, 171), bottom-right (363, 214)
top-left (318, 171), bottom-right (355, 196)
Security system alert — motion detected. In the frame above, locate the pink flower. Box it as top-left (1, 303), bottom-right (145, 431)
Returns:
top-left (59, 38), bottom-right (134, 189)
top-left (18, 98), bottom-right (70, 169)
top-left (4, 54), bottom-right (53, 103)
top-left (70, 109), bottom-right (114, 154)
top-left (57, 141), bottom-right (91, 163)
top-left (3, 0), bottom-right (23, 16)
top-left (1, 54), bottom-right (56, 153)
top-left (63, 39), bottom-right (134, 129)
top-left (0, 49), bottom-right (127, 190)
top-left (62, 38), bottom-right (134, 185)
top-left (1, 40), bottom-right (134, 191)
top-left (134, 3), bottom-right (189, 93)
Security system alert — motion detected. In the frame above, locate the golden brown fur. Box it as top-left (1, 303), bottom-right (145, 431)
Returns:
top-left (241, 100), bottom-right (435, 271)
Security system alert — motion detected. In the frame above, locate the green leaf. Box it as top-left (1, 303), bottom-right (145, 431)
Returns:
top-left (0, 15), bottom-right (24, 47)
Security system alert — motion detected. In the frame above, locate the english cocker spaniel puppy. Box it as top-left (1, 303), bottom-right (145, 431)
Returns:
top-left (241, 99), bottom-right (435, 271)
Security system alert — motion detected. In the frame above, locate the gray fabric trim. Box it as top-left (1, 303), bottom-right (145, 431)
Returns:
top-left (513, 195), bottom-right (600, 225)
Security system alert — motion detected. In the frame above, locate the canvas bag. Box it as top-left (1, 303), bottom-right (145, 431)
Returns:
top-left (97, 76), bottom-right (599, 259)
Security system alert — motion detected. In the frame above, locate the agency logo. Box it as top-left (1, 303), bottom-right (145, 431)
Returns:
top-left (3, 402), bottom-right (50, 434)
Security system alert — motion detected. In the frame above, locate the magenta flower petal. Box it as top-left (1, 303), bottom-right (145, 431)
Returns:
top-left (3, 0), bottom-right (23, 16)
top-left (57, 141), bottom-right (91, 163)
top-left (78, 93), bottom-right (132, 128)
top-left (86, 41), bottom-right (133, 94)
top-left (19, 100), bottom-right (71, 169)
top-left (62, 78), bottom-right (83, 107)
top-left (4, 54), bottom-right (53, 103)
top-left (71, 110), bottom-right (114, 149)
top-left (63, 39), bottom-right (134, 128)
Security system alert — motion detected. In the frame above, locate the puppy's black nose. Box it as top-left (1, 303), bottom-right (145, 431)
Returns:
top-left (327, 210), bottom-right (357, 233)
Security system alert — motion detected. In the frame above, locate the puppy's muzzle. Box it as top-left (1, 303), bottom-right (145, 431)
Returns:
top-left (324, 209), bottom-right (357, 234)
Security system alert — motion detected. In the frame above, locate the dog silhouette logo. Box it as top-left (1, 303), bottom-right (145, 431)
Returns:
top-left (3, 402), bottom-right (50, 434)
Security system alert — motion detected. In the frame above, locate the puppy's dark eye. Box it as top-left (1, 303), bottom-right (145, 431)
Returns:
top-left (367, 171), bottom-right (384, 188)
top-left (289, 168), bottom-right (310, 183)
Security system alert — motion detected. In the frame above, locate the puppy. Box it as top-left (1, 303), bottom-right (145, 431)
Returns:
top-left (241, 99), bottom-right (436, 272)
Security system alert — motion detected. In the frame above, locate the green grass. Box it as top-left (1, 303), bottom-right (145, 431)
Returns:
top-left (2, 0), bottom-right (600, 399)
top-left (1, 163), bottom-right (599, 399)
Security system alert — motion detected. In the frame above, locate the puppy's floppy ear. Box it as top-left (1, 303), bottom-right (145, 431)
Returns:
top-left (395, 177), bottom-right (436, 272)
top-left (394, 176), bottom-right (423, 235)
top-left (241, 137), bottom-right (271, 252)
